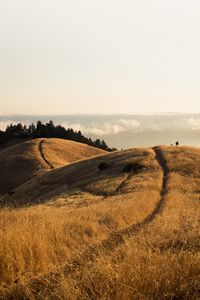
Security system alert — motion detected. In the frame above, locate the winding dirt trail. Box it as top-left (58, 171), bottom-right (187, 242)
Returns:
top-left (38, 139), bottom-right (54, 170)
top-left (114, 172), bottom-right (133, 194)
top-left (20, 147), bottom-right (170, 292)
top-left (83, 172), bottom-right (134, 198)
top-left (63, 147), bottom-right (169, 274)
top-left (153, 146), bottom-right (169, 198)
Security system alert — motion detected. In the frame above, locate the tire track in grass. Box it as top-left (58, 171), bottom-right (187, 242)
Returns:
top-left (63, 147), bottom-right (169, 274)
top-left (153, 146), bottom-right (169, 197)
top-left (15, 147), bottom-right (169, 293)
top-left (83, 172), bottom-right (134, 198)
top-left (38, 139), bottom-right (54, 170)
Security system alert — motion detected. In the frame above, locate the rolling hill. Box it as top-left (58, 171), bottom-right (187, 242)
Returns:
top-left (0, 145), bottom-right (199, 299)
top-left (0, 138), bottom-right (106, 196)
top-left (0, 147), bottom-right (159, 207)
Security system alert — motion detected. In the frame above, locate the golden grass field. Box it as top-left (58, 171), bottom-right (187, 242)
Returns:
top-left (0, 140), bottom-right (199, 299)
top-left (0, 138), bottom-right (105, 196)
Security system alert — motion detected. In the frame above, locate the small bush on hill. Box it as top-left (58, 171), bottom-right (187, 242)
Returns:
top-left (98, 162), bottom-right (110, 171)
top-left (122, 163), bottom-right (144, 173)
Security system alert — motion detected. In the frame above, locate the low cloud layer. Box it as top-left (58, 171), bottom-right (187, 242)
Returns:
top-left (1, 114), bottom-right (200, 148)
top-left (185, 117), bottom-right (200, 130)
top-left (60, 119), bottom-right (141, 136)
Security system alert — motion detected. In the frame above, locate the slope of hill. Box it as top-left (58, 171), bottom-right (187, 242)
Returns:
top-left (0, 138), bottom-right (26, 151)
top-left (0, 147), bottom-right (159, 207)
top-left (38, 138), bottom-right (107, 168)
top-left (0, 146), bottom-right (199, 299)
top-left (0, 138), bottom-right (106, 196)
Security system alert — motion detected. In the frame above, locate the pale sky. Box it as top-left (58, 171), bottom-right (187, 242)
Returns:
top-left (0, 0), bottom-right (200, 115)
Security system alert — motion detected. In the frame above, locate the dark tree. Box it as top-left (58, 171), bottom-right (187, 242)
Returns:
top-left (0, 120), bottom-right (115, 152)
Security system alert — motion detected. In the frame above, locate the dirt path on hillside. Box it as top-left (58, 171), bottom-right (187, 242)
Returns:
top-left (38, 139), bottom-right (54, 170)
top-left (114, 172), bottom-right (133, 193)
top-left (153, 146), bottom-right (169, 198)
top-left (20, 147), bottom-right (169, 292)
top-left (63, 147), bottom-right (169, 274)
top-left (85, 147), bottom-right (168, 200)
top-left (83, 172), bottom-right (134, 198)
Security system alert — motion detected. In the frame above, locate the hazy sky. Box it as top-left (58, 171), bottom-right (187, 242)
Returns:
top-left (1, 0), bottom-right (200, 115)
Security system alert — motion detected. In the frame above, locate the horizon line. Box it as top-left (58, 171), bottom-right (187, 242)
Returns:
top-left (1, 112), bottom-right (200, 117)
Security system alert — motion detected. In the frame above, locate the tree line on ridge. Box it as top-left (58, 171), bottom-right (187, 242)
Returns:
top-left (0, 120), bottom-right (116, 152)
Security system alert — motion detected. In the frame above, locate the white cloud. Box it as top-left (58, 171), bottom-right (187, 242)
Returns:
top-left (186, 117), bottom-right (200, 130)
top-left (0, 120), bottom-right (12, 131)
top-left (119, 119), bottom-right (141, 130)
top-left (0, 119), bottom-right (32, 131)
top-left (2, 115), bottom-right (200, 139)
top-left (59, 119), bottom-right (141, 136)
top-left (152, 124), bottom-right (162, 131)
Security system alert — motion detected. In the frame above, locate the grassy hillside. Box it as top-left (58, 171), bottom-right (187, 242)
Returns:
top-left (0, 138), bottom-right (106, 196)
top-left (0, 146), bottom-right (199, 299)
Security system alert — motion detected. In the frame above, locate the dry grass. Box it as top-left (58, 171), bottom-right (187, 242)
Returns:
top-left (0, 146), bottom-right (199, 299)
top-left (0, 148), bottom-right (158, 206)
top-left (0, 138), bottom-right (105, 196)
top-left (0, 139), bottom-right (46, 195)
top-left (41, 139), bottom-right (106, 168)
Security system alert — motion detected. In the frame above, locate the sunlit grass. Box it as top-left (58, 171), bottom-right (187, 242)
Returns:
top-left (0, 146), bottom-right (199, 299)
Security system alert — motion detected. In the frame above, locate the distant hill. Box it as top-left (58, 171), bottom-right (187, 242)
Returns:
top-left (0, 138), bottom-right (106, 196)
